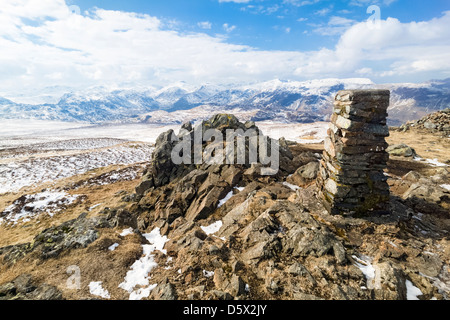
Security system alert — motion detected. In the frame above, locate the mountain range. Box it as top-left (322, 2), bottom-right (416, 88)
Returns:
top-left (1, 78), bottom-right (449, 126)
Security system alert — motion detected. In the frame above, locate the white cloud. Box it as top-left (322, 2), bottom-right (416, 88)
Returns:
top-left (223, 23), bottom-right (237, 32)
top-left (315, 8), bottom-right (332, 16)
top-left (313, 16), bottom-right (357, 36)
top-left (198, 21), bottom-right (212, 29)
top-left (0, 0), bottom-right (449, 98)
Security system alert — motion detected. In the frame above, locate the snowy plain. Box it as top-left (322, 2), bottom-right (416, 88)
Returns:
top-left (0, 119), bottom-right (328, 195)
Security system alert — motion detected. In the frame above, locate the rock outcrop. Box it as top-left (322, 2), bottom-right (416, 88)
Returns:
top-left (134, 114), bottom-right (296, 226)
top-left (396, 108), bottom-right (450, 136)
top-left (0, 274), bottom-right (63, 300)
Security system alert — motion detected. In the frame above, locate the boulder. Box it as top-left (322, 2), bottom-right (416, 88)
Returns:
top-left (386, 144), bottom-right (417, 157)
top-left (296, 162), bottom-right (320, 179)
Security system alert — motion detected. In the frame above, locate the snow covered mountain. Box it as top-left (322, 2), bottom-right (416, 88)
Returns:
top-left (0, 78), bottom-right (449, 125)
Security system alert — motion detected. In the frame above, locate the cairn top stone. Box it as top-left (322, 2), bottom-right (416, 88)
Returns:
top-left (336, 89), bottom-right (390, 103)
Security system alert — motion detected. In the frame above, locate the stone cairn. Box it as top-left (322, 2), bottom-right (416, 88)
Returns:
top-left (317, 89), bottom-right (391, 216)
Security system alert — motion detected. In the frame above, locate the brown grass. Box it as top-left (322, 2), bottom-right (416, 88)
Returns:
top-left (0, 127), bottom-right (449, 300)
top-left (0, 164), bottom-right (143, 247)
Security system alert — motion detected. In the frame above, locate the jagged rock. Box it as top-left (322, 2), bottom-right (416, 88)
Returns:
top-left (372, 262), bottom-right (407, 300)
top-left (0, 213), bottom-right (112, 263)
top-left (287, 161), bottom-right (320, 187)
top-left (415, 252), bottom-right (443, 278)
top-left (288, 227), bottom-right (346, 263)
top-left (228, 275), bottom-right (246, 297)
top-left (3, 111), bottom-right (449, 301)
top-left (28, 284), bottom-right (63, 300)
top-left (402, 182), bottom-right (447, 203)
top-left (245, 121), bottom-right (256, 130)
top-left (288, 262), bottom-right (310, 276)
top-left (0, 275), bottom-right (63, 300)
top-left (151, 279), bottom-right (177, 300)
top-left (135, 177), bottom-right (154, 196)
top-left (107, 209), bottom-right (138, 229)
top-left (221, 165), bottom-right (243, 186)
top-left (231, 260), bottom-right (245, 273)
top-left (185, 186), bottom-right (231, 221)
top-left (207, 114), bottom-right (246, 131)
top-left (424, 121), bottom-right (437, 130)
top-left (13, 274), bottom-right (36, 294)
top-left (0, 282), bottom-right (15, 297)
top-left (34, 213), bottom-right (105, 259)
top-left (241, 237), bottom-right (281, 264)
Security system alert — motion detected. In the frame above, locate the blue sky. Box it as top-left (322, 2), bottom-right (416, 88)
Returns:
top-left (1, 0), bottom-right (450, 97)
top-left (69, 0), bottom-right (449, 51)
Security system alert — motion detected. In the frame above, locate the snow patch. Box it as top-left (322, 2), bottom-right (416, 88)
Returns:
top-left (414, 157), bottom-right (448, 167)
top-left (283, 182), bottom-right (300, 191)
top-left (352, 255), bottom-right (376, 288)
top-left (0, 190), bottom-right (78, 225)
top-left (440, 184), bottom-right (450, 191)
top-left (203, 270), bottom-right (214, 278)
top-left (108, 243), bottom-right (119, 251)
top-left (118, 228), bottom-right (169, 300)
top-left (89, 203), bottom-right (103, 211)
top-left (257, 122), bottom-right (328, 144)
top-left (406, 280), bottom-right (423, 300)
top-left (89, 282), bottom-right (110, 299)
top-left (119, 228), bottom-right (134, 237)
top-left (218, 191), bottom-right (234, 208)
top-left (129, 285), bottom-right (157, 301)
top-left (201, 221), bottom-right (223, 235)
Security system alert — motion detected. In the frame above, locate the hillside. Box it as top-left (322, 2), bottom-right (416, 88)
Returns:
top-left (0, 113), bottom-right (448, 301)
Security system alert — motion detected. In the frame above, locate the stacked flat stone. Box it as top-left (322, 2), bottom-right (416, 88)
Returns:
top-left (317, 89), bottom-right (391, 216)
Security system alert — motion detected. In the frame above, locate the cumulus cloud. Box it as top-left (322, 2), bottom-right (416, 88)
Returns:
top-left (0, 0), bottom-right (449, 97)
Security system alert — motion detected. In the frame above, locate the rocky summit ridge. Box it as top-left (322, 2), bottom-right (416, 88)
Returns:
top-left (0, 113), bottom-right (449, 301)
